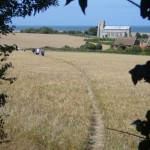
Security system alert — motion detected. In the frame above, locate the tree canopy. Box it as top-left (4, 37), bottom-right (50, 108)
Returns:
top-left (0, 0), bottom-right (59, 35)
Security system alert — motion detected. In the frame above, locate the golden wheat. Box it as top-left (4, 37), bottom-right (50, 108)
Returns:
top-left (0, 33), bottom-right (85, 49)
top-left (1, 51), bottom-right (150, 150)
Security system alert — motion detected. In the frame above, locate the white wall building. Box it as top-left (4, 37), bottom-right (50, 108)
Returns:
top-left (97, 21), bottom-right (131, 38)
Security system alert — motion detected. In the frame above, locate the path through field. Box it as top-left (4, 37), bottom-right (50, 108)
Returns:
top-left (4, 51), bottom-right (149, 150)
top-left (49, 56), bottom-right (104, 149)
top-left (2, 51), bottom-right (104, 150)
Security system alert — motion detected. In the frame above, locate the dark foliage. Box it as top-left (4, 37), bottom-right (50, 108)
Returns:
top-left (132, 110), bottom-right (150, 150)
top-left (135, 32), bottom-right (142, 39)
top-left (80, 43), bottom-right (96, 50)
top-left (96, 43), bottom-right (102, 50)
top-left (129, 61), bottom-right (150, 85)
top-left (65, 0), bottom-right (87, 14)
top-left (0, 0), bottom-right (59, 35)
top-left (126, 46), bottom-right (142, 54)
top-left (66, 0), bottom-right (150, 19)
top-left (85, 26), bottom-right (97, 36)
top-left (127, 0), bottom-right (150, 20)
top-left (140, 0), bottom-right (150, 19)
top-left (20, 27), bottom-right (59, 34)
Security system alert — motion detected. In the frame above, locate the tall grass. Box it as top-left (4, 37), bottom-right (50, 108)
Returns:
top-left (1, 51), bottom-right (93, 150)
top-left (43, 52), bottom-right (150, 150)
top-left (1, 51), bottom-right (150, 149)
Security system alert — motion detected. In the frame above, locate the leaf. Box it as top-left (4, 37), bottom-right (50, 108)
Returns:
top-left (79, 0), bottom-right (87, 14)
top-left (65, 0), bottom-right (87, 14)
top-left (65, 0), bottom-right (74, 5)
top-left (140, 0), bottom-right (150, 20)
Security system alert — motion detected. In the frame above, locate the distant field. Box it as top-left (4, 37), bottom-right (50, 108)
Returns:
top-left (1, 51), bottom-right (150, 150)
top-left (0, 33), bottom-right (110, 50)
top-left (0, 33), bottom-right (85, 49)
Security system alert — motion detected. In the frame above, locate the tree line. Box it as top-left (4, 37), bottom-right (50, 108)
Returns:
top-left (20, 26), bottom-right (98, 36)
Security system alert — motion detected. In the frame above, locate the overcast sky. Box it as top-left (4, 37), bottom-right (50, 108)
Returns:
top-left (12, 0), bottom-right (150, 26)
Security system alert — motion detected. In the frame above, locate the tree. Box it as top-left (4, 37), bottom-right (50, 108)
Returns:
top-left (135, 32), bottom-right (142, 39)
top-left (141, 34), bottom-right (148, 39)
top-left (0, 0), bottom-right (59, 35)
top-left (85, 27), bottom-right (97, 36)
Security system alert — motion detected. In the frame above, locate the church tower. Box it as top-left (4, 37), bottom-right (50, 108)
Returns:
top-left (97, 20), bottom-right (105, 38)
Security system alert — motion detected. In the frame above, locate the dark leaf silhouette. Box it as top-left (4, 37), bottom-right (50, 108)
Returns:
top-left (65, 0), bottom-right (74, 5)
top-left (132, 110), bottom-right (150, 150)
top-left (79, 0), bottom-right (87, 14)
top-left (65, 0), bottom-right (87, 14)
top-left (127, 0), bottom-right (150, 20)
top-left (140, 0), bottom-right (150, 20)
top-left (129, 61), bottom-right (150, 85)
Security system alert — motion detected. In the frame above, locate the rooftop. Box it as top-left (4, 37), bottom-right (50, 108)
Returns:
top-left (113, 37), bottom-right (139, 46)
top-left (104, 26), bottom-right (130, 30)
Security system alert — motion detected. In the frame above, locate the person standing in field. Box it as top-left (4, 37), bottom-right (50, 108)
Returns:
top-left (40, 49), bottom-right (45, 56)
top-left (32, 48), bottom-right (35, 53)
top-left (36, 48), bottom-right (40, 55)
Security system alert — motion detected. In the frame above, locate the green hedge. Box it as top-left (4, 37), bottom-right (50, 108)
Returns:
top-left (125, 46), bottom-right (142, 54)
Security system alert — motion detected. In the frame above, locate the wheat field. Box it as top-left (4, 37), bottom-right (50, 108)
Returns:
top-left (0, 33), bottom-right (110, 50)
top-left (0, 33), bottom-right (86, 49)
top-left (1, 50), bottom-right (150, 150)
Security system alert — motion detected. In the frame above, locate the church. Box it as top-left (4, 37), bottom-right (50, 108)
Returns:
top-left (97, 21), bottom-right (131, 38)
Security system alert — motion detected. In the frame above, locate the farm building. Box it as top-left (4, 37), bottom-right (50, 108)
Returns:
top-left (97, 21), bottom-right (131, 38)
top-left (113, 37), bottom-right (140, 48)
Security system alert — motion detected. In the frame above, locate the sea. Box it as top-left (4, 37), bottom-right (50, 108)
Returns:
top-left (13, 25), bottom-right (150, 33)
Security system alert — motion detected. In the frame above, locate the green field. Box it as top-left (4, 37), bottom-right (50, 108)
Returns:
top-left (1, 51), bottom-right (150, 150)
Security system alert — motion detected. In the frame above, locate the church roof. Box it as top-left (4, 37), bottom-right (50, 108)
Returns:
top-left (104, 26), bottom-right (130, 30)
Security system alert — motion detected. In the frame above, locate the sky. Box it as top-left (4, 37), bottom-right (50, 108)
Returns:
top-left (12, 0), bottom-right (150, 26)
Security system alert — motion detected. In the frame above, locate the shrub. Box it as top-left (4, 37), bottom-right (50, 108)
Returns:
top-left (135, 32), bottom-right (141, 39)
top-left (141, 34), bottom-right (148, 39)
top-left (126, 46), bottom-right (142, 54)
top-left (63, 45), bottom-right (71, 50)
top-left (85, 43), bottom-right (96, 50)
top-left (118, 43), bottom-right (126, 50)
top-left (80, 43), bottom-right (96, 51)
top-left (96, 43), bottom-right (102, 50)
top-left (142, 47), bottom-right (150, 55)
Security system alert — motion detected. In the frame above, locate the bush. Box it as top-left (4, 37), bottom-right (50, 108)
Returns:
top-left (62, 45), bottom-right (71, 51)
top-left (20, 26), bottom-right (59, 34)
top-left (126, 46), bottom-right (142, 54)
top-left (142, 47), bottom-right (150, 55)
top-left (118, 43), bottom-right (126, 50)
top-left (96, 43), bottom-right (102, 50)
top-left (80, 43), bottom-right (96, 50)
top-left (135, 32), bottom-right (141, 39)
top-left (86, 43), bottom-right (96, 50)
top-left (141, 34), bottom-right (148, 39)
